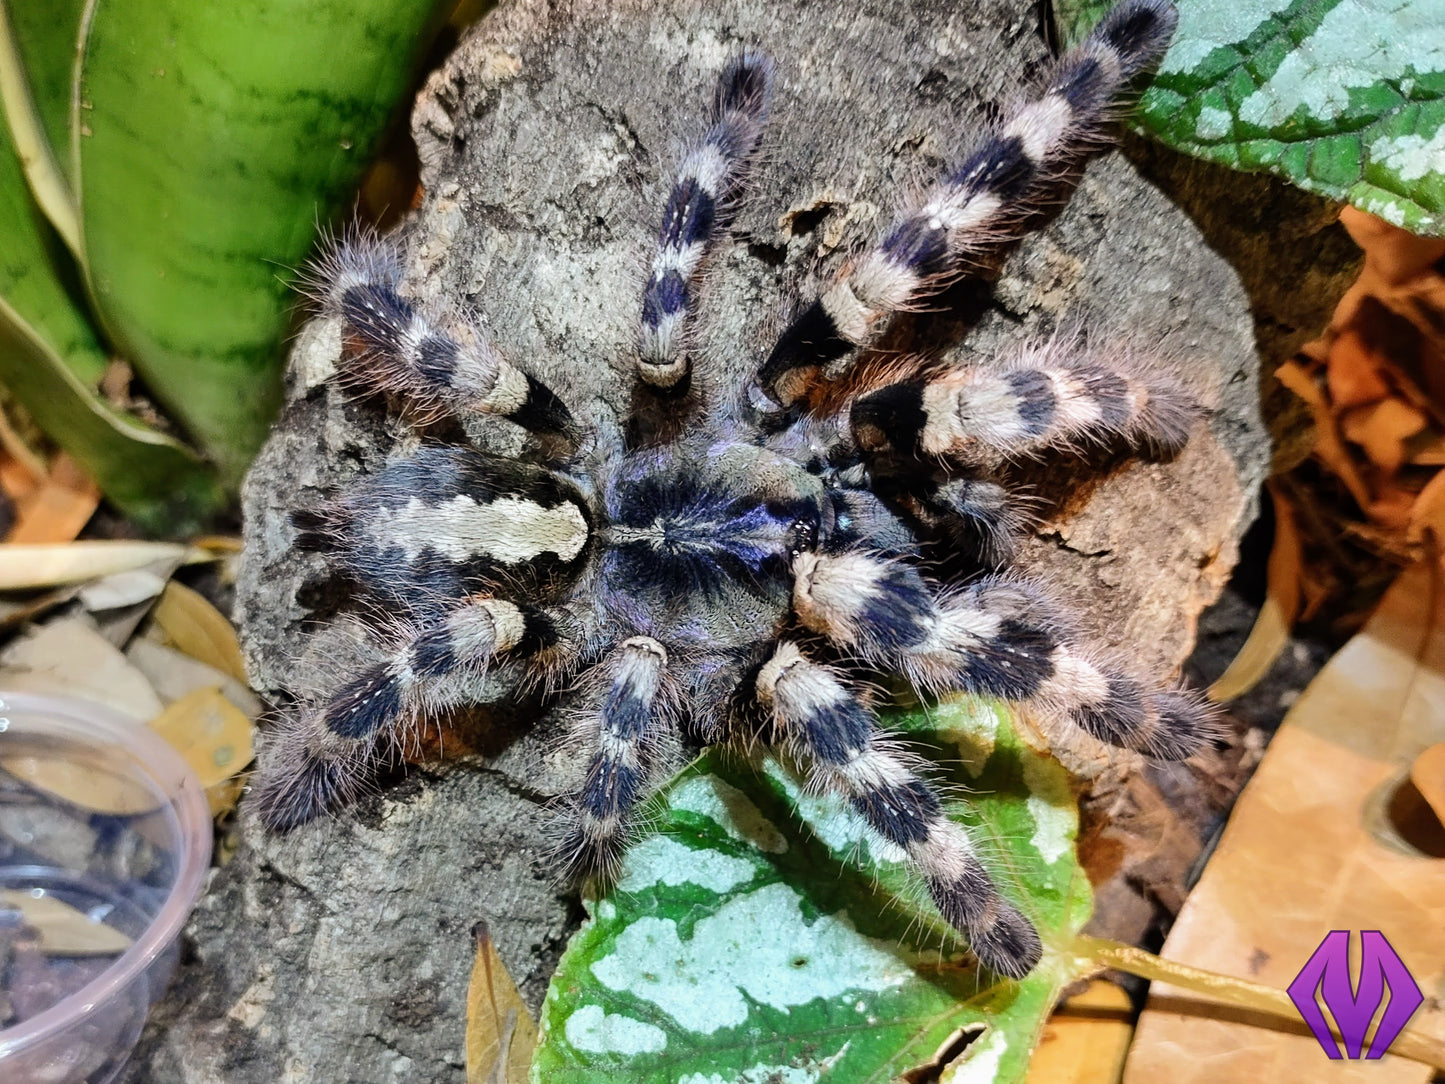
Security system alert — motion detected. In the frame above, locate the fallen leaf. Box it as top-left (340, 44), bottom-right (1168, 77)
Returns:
top-left (1326, 329), bottom-right (1389, 410)
top-left (127, 638), bottom-right (260, 719)
top-left (1407, 431), bottom-right (1445, 467)
top-left (147, 687), bottom-right (254, 787)
top-left (1024, 980), bottom-right (1135, 1084)
top-left (1339, 207), bottom-right (1445, 289)
top-left (6, 454), bottom-right (99, 544)
top-left (1340, 398), bottom-right (1427, 475)
top-left (0, 618), bottom-right (162, 721)
top-left (466, 918), bottom-right (538, 1084)
top-left (0, 541), bottom-right (200, 589)
top-left (1276, 359), bottom-right (1373, 511)
top-left (150, 581), bottom-right (247, 683)
top-left (1210, 483), bottom-right (1301, 701)
top-left (1408, 472), bottom-right (1445, 547)
top-left (0, 889), bottom-right (133, 956)
top-left (1411, 743), bottom-right (1445, 827)
top-left (77, 568), bottom-right (169, 611)
top-left (1124, 561), bottom-right (1445, 1083)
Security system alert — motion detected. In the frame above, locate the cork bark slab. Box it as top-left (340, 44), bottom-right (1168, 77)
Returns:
top-left (128, 0), bottom-right (1275, 1079)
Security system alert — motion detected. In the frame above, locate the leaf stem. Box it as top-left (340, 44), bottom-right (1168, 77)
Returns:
top-left (1070, 936), bottom-right (1445, 1070)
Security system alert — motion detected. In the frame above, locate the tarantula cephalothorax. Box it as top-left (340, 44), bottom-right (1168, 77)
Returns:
top-left (253, 0), bottom-right (1217, 979)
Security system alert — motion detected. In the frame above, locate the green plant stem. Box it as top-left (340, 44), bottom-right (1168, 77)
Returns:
top-left (1070, 936), bottom-right (1445, 1071)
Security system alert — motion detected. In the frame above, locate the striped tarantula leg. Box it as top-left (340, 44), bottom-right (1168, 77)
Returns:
top-left (250, 599), bottom-right (556, 831)
top-left (306, 231), bottom-right (575, 440)
top-left (757, 0), bottom-right (1178, 406)
top-left (873, 475), bottom-right (1026, 567)
top-left (560, 637), bottom-right (671, 878)
top-left (792, 553), bottom-right (1217, 759)
top-left (637, 51), bottom-right (775, 391)
top-left (852, 347), bottom-right (1200, 461)
top-left (756, 642), bottom-right (1042, 978)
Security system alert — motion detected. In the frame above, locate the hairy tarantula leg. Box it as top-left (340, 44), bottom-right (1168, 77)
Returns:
top-left (560, 637), bottom-right (671, 877)
top-left (250, 599), bottom-right (557, 832)
top-left (637, 51), bottom-right (775, 391)
top-left (307, 231), bottom-right (576, 440)
top-left (872, 475), bottom-right (1026, 567)
top-left (756, 0), bottom-right (1178, 406)
top-left (792, 552), bottom-right (1218, 760)
top-left (852, 347), bottom-right (1200, 461)
top-left (757, 642), bottom-right (1042, 978)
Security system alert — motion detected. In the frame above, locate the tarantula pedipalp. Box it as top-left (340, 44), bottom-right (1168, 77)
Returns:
top-left (252, 0), bottom-right (1219, 980)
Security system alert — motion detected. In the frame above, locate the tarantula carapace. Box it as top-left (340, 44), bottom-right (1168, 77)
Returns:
top-left (253, 0), bottom-right (1215, 979)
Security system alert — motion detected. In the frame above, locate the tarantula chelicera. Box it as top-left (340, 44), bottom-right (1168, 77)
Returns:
top-left (253, 0), bottom-right (1216, 979)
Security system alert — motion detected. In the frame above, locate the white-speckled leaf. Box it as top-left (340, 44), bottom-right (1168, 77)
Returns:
top-left (1056, 0), bottom-right (1445, 235)
top-left (533, 697), bottom-right (1092, 1084)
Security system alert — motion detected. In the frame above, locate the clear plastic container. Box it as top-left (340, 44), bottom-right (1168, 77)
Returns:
top-left (0, 692), bottom-right (211, 1083)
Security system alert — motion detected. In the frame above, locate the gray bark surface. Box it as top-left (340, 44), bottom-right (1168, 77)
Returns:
top-left (125, 0), bottom-right (1304, 1078)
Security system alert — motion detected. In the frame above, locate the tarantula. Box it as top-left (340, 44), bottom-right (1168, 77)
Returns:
top-left (252, 0), bottom-right (1215, 979)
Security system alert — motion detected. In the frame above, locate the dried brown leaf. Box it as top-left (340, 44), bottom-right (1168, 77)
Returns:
top-left (1411, 743), bottom-right (1445, 827)
top-left (1024, 979), bottom-right (1134, 1084)
top-left (6, 455), bottom-right (99, 544)
top-left (466, 919), bottom-right (538, 1084)
top-left (0, 889), bottom-right (133, 956)
top-left (1124, 561), bottom-right (1445, 1083)
top-left (1407, 472), bottom-right (1445, 547)
top-left (1210, 483), bottom-right (1302, 701)
top-left (151, 581), bottom-right (247, 683)
top-left (1340, 398), bottom-right (1428, 475)
top-left (147, 687), bottom-right (254, 797)
top-left (1277, 359), bottom-right (1373, 510)
top-left (1326, 329), bottom-right (1390, 409)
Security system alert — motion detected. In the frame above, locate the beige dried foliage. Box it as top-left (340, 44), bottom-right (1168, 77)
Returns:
top-left (466, 919), bottom-right (538, 1084)
top-left (1209, 482), bottom-right (1301, 701)
top-left (1124, 560), bottom-right (1445, 1082)
top-left (0, 889), bottom-right (133, 956)
top-left (151, 580), bottom-right (248, 683)
top-left (1024, 979), bottom-right (1135, 1084)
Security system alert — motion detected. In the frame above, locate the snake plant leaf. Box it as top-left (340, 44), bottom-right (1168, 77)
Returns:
top-left (1055, 0), bottom-right (1445, 236)
top-left (74, 0), bottom-right (454, 486)
top-left (1, 0), bottom-right (84, 184)
top-left (0, 121), bottom-right (223, 532)
top-left (534, 697), bottom-right (1093, 1084)
top-left (0, 0), bottom-right (83, 254)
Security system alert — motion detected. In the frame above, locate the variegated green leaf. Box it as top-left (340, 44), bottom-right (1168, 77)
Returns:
top-left (534, 697), bottom-right (1092, 1084)
top-left (1056, 0), bottom-right (1445, 235)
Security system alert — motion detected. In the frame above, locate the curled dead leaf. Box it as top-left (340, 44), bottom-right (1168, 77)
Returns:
top-left (1209, 483), bottom-right (1302, 702)
top-left (466, 919), bottom-right (538, 1084)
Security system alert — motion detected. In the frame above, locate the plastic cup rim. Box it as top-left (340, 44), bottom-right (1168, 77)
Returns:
top-left (0, 690), bottom-right (213, 1057)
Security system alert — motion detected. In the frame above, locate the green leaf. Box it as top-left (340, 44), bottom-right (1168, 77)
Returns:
top-left (0, 119), bottom-right (223, 533)
top-left (534, 697), bottom-right (1093, 1084)
top-left (73, 0), bottom-right (454, 484)
top-left (1055, 0), bottom-right (1445, 235)
top-left (0, 0), bottom-right (82, 253)
top-left (1, 0), bottom-right (85, 184)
